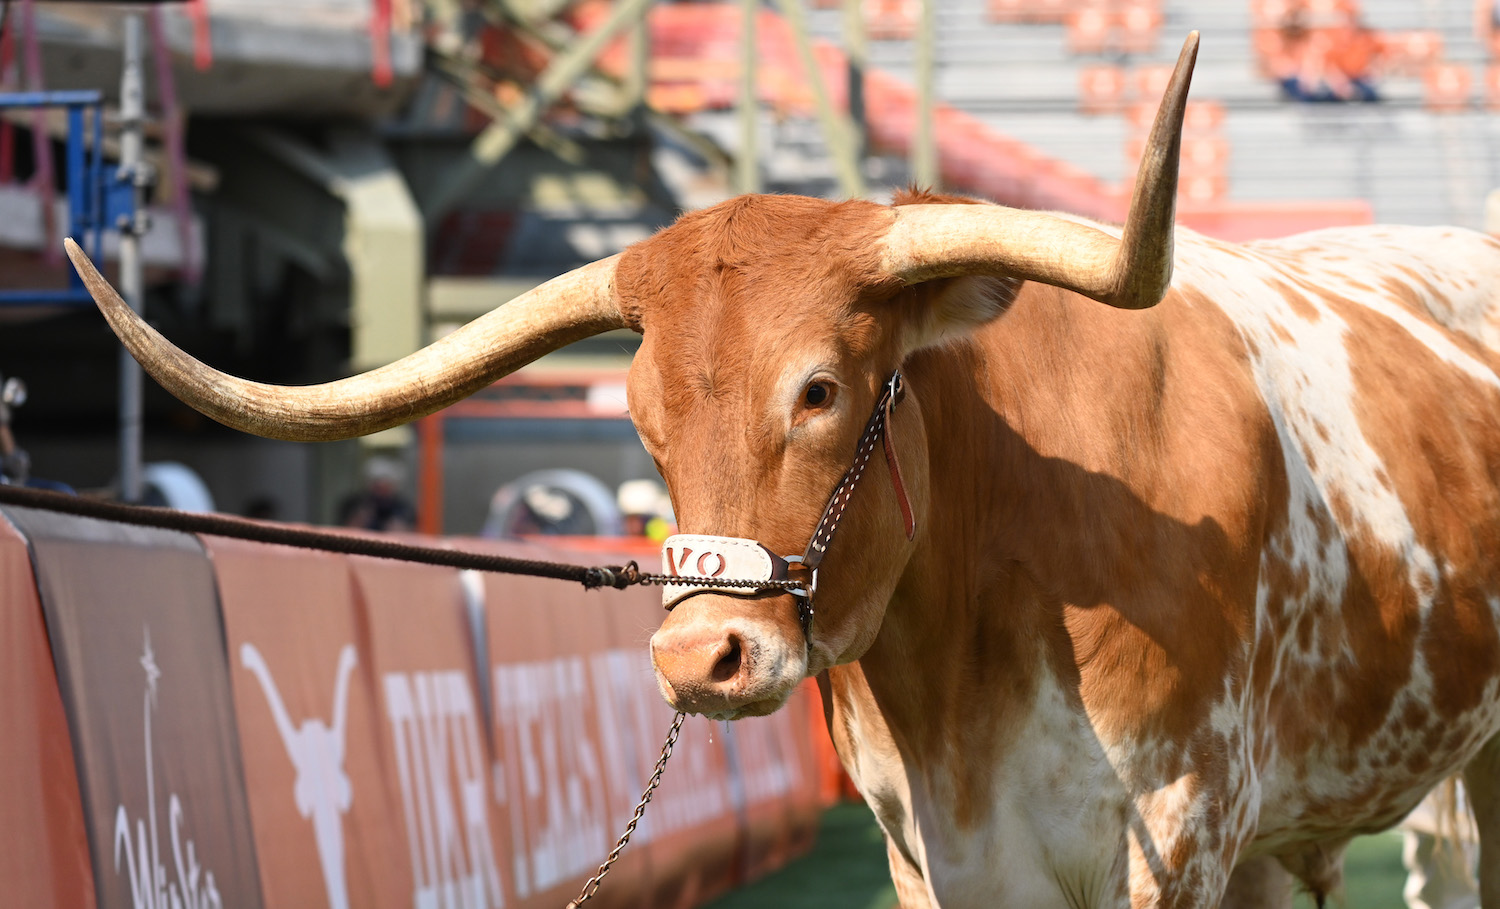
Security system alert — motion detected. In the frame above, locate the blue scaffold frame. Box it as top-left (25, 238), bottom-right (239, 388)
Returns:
top-left (0, 90), bottom-right (134, 305)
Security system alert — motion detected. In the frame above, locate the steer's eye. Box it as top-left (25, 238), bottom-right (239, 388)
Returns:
top-left (803, 381), bottom-right (833, 409)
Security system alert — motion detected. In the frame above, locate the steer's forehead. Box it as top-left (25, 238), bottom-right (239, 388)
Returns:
top-left (615, 195), bottom-right (899, 333)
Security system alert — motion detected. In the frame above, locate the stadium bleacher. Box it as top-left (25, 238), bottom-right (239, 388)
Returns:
top-left (788, 0), bottom-right (1500, 231)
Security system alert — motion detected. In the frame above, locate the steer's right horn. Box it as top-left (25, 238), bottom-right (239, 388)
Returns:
top-left (878, 31), bottom-right (1198, 310)
top-left (65, 239), bottom-right (622, 442)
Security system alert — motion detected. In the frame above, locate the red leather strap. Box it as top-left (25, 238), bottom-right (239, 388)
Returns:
top-left (882, 393), bottom-right (917, 540)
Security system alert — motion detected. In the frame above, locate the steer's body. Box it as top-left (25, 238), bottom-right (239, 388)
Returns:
top-left (790, 219), bottom-right (1500, 906)
top-left (617, 202), bottom-right (1500, 906)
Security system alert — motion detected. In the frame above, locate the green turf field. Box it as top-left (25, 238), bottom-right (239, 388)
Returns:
top-left (707, 803), bottom-right (1413, 909)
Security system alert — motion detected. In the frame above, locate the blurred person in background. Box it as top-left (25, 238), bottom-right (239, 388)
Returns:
top-left (1323, 7), bottom-right (1383, 102)
top-left (0, 372), bottom-right (72, 494)
top-left (617, 478), bottom-right (674, 542)
top-left (338, 456), bottom-right (415, 531)
top-left (1271, 2), bottom-right (1382, 103)
top-left (482, 468), bottom-right (621, 538)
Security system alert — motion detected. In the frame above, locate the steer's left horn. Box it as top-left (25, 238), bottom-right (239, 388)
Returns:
top-left (878, 31), bottom-right (1198, 310)
top-left (64, 239), bottom-right (623, 441)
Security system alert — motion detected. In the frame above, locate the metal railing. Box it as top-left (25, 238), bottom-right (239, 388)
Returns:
top-left (0, 90), bottom-right (133, 306)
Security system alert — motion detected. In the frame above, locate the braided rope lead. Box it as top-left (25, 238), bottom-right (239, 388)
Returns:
top-left (0, 482), bottom-right (652, 591)
top-left (567, 710), bottom-right (687, 908)
top-left (0, 483), bottom-right (699, 909)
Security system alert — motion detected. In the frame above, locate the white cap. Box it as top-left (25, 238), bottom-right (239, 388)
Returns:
top-left (617, 479), bottom-right (666, 516)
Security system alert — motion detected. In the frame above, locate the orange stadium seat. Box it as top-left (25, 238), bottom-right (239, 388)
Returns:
top-left (1130, 64), bottom-right (1175, 106)
top-left (1028, 0), bottom-right (1080, 23)
top-left (1079, 64), bottom-right (1127, 113)
top-left (864, 0), bottom-right (917, 40)
top-left (987, 0), bottom-right (1032, 22)
top-left (1116, 2), bottom-right (1162, 55)
top-left (1381, 30), bottom-right (1444, 76)
top-left (1486, 63), bottom-right (1500, 109)
top-left (1249, 0), bottom-right (1297, 28)
top-left (1423, 62), bottom-right (1473, 111)
top-left (1179, 173), bottom-right (1229, 203)
top-left (1183, 100), bottom-right (1226, 132)
top-left (1182, 135), bottom-right (1231, 172)
top-left (1067, 6), bottom-right (1112, 55)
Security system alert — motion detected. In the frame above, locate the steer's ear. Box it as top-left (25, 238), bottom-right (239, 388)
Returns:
top-left (887, 189), bottom-right (1020, 355)
top-left (897, 274), bottom-right (1020, 356)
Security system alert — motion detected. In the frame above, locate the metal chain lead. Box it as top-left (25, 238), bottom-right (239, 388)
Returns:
top-left (634, 572), bottom-right (804, 591)
top-left (566, 710), bottom-right (687, 908)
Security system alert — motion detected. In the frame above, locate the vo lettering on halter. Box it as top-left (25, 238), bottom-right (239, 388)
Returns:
top-left (664, 545), bottom-right (729, 579)
top-left (659, 534), bottom-right (780, 610)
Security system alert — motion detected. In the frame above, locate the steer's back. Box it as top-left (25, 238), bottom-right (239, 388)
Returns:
top-left (1175, 224), bottom-right (1500, 847)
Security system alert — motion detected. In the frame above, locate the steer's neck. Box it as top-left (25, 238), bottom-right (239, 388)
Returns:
top-left (830, 337), bottom-right (1063, 817)
top-left (832, 283), bottom-right (1188, 827)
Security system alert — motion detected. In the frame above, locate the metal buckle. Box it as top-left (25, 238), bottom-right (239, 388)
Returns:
top-left (887, 370), bottom-right (905, 408)
top-left (782, 555), bottom-right (817, 601)
top-left (783, 554), bottom-right (818, 637)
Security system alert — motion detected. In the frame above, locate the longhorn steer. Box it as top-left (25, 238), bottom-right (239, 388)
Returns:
top-left (67, 33), bottom-right (1500, 909)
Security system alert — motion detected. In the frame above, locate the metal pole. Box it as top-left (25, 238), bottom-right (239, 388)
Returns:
top-left (118, 14), bottom-right (145, 502)
top-left (773, 0), bottom-right (863, 198)
top-left (423, 0), bottom-right (652, 219)
top-left (736, 0), bottom-right (759, 194)
top-left (843, 0), bottom-right (867, 164)
top-left (625, 3), bottom-right (647, 113)
top-left (912, 0), bottom-right (938, 190)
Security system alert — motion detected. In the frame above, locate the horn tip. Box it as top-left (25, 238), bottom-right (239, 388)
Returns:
top-left (1178, 31), bottom-right (1199, 60)
top-left (1180, 31), bottom-right (1200, 67)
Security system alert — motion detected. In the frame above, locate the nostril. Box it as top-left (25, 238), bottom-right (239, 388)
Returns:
top-left (711, 634), bottom-right (744, 684)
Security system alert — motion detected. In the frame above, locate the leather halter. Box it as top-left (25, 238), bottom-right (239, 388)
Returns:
top-left (659, 369), bottom-right (917, 639)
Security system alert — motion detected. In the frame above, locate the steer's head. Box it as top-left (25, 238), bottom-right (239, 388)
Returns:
top-left (68, 35), bottom-right (1197, 720)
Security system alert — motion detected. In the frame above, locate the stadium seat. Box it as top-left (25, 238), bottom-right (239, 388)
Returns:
top-left (1249, 0), bottom-right (1297, 28)
top-left (1066, 6), bottom-right (1112, 55)
top-left (1381, 30), bottom-right (1443, 76)
top-left (1423, 62), bottom-right (1472, 111)
top-left (864, 0), bottom-right (917, 40)
top-left (1028, 0), bottom-right (1079, 23)
top-left (1115, 2), bottom-right (1162, 55)
top-left (1179, 173), bottom-right (1229, 203)
top-left (1485, 63), bottom-right (1500, 110)
top-left (1079, 64), bottom-right (1127, 114)
top-left (1130, 64), bottom-right (1175, 107)
top-left (987, 0), bottom-right (1032, 23)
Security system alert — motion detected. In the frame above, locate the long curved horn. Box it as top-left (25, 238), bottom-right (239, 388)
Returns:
top-left (877, 31), bottom-right (1198, 310)
top-left (64, 239), bottom-right (622, 441)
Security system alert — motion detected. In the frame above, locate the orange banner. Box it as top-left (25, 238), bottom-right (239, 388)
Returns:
top-left (5, 507), bottom-right (264, 909)
top-left (598, 580), bottom-right (822, 897)
top-left (589, 561), bottom-right (743, 909)
top-left (0, 511), bottom-right (95, 909)
top-left (477, 539), bottom-right (663, 909)
top-left (470, 538), bottom-right (823, 909)
top-left (347, 552), bottom-right (515, 909)
top-left (0, 513), bottom-right (830, 909)
top-left (207, 536), bottom-right (414, 909)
